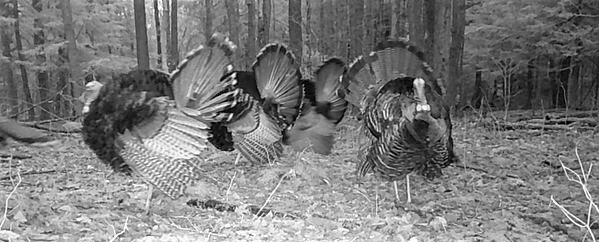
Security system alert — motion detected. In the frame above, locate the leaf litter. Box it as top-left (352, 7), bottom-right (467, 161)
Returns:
top-left (0, 120), bottom-right (597, 241)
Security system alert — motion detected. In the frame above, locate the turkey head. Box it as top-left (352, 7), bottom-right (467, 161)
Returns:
top-left (409, 78), bottom-right (447, 144)
top-left (80, 80), bottom-right (104, 114)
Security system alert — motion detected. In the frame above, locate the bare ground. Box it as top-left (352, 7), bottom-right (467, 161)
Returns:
top-left (1, 119), bottom-right (598, 241)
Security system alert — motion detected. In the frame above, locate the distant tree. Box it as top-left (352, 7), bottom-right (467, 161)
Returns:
top-left (204, 0), bottom-right (212, 42)
top-left (12, 0), bottom-right (34, 120)
top-left (246, 0), bottom-right (256, 67)
top-left (0, 1), bottom-right (18, 117)
top-left (349, 0), bottom-right (364, 59)
top-left (225, 0), bottom-right (240, 67)
top-left (33, 0), bottom-right (52, 119)
top-left (288, 0), bottom-right (302, 64)
top-left (162, 0), bottom-right (171, 71)
top-left (153, 0), bottom-right (163, 67)
top-left (134, 0), bottom-right (150, 70)
top-left (168, 0), bottom-right (178, 72)
top-left (61, 0), bottom-right (79, 116)
top-left (448, 0), bottom-right (465, 106)
top-left (258, 0), bottom-right (270, 48)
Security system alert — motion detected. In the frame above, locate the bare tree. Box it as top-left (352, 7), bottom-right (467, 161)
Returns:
top-left (289, 0), bottom-right (302, 65)
top-left (162, 0), bottom-right (170, 71)
top-left (205, 0), bottom-right (212, 42)
top-left (168, 0), bottom-right (179, 72)
top-left (32, 0), bottom-right (52, 119)
top-left (61, 0), bottom-right (80, 116)
top-left (349, 0), bottom-right (364, 59)
top-left (448, 0), bottom-right (465, 106)
top-left (246, 0), bottom-right (256, 67)
top-left (154, 0), bottom-right (162, 67)
top-left (258, 0), bottom-right (271, 48)
top-left (134, 0), bottom-right (150, 69)
top-left (225, 0), bottom-right (240, 67)
top-left (0, 1), bottom-right (18, 117)
top-left (12, 0), bottom-right (34, 120)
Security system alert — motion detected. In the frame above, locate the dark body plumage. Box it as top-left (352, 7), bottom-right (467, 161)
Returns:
top-left (285, 58), bottom-right (348, 154)
top-left (81, 35), bottom-right (240, 198)
top-left (344, 40), bottom-right (457, 183)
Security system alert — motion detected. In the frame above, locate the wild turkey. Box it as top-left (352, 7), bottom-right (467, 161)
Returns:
top-left (285, 58), bottom-right (348, 155)
top-left (80, 34), bottom-right (240, 211)
top-left (343, 40), bottom-right (457, 204)
top-left (208, 43), bottom-right (303, 164)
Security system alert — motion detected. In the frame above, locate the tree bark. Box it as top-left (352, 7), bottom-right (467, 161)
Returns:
top-left (134, 0), bottom-right (150, 70)
top-left (407, 0), bottom-right (424, 48)
top-left (32, 0), bottom-right (52, 119)
top-left (0, 1), bottom-right (18, 118)
top-left (289, 0), bottom-right (302, 65)
top-left (447, 0), bottom-right (465, 106)
top-left (168, 0), bottom-right (178, 72)
top-left (246, 0), bottom-right (256, 68)
top-left (349, 0), bottom-right (364, 59)
top-left (12, 0), bottom-right (35, 120)
top-left (154, 0), bottom-right (162, 68)
top-left (205, 0), bottom-right (212, 42)
top-left (225, 0), bottom-right (240, 67)
top-left (162, 0), bottom-right (170, 71)
top-left (258, 0), bottom-right (270, 48)
top-left (61, 0), bottom-right (79, 116)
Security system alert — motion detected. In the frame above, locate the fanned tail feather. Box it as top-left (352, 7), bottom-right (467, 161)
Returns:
top-left (171, 33), bottom-right (239, 122)
top-left (253, 43), bottom-right (302, 125)
top-left (228, 101), bottom-right (283, 164)
top-left (314, 58), bottom-right (347, 124)
top-left (118, 131), bottom-right (203, 198)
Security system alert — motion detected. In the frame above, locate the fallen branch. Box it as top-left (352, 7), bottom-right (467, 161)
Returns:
top-left (0, 154), bottom-right (32, 160)
top-left (0, 170), bottom-right (58, 181)
top-left (186, 199), bottom-right (302, 219)
top-left (0, 160), bottom-right (21, 229)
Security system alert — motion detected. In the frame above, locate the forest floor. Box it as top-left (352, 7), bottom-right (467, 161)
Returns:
top-left (1, 117), bottom-right (598, 242)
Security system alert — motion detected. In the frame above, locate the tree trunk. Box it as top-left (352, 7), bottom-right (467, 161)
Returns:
top-left (0, 2), bottom-right (18, 118)
top-left (134, 0), bottom-right (150, 70)
top-left (153, 0), bottom-right (162, 68)
top-left (322, 0), bottom-right (335, 54)
top-left (205, 0), bottom-right (212, 42)
top-left (225, 0), bottom-right (240, 67)
top-left (246, 0), bottom-right (256, 68)
top-left (32, 0), bottom-right (52, 119)
top-left (349, 0), bottom-right (364, 59)
top-left (258, 0), bottom-right (270, 48)
top-left (162, 0), bottom-right (170, 71)
top-left (447, 0), bottom-right (465, 106)
top-left (407, 0), bottom-right (424, 48)
top-left (61, 0), bottom-right (80, 117)
top-left (12, 0), bottom-right (35, 120)
top-left (390, 0), bottom-right (398, 39)
top-left (305, 0), bottom-right (312, 70)
top-left (288, 0), bottom-right (302, 65)
top-left (318, 0), bottom-right (325, 53)
top-left (526, 58), bottom-right (535, 110)
top-left (557, 57), bottom-right (570, 108)
top-left (397, 0), bottom-right (408, 38)
top-left (334, 0), bottom-right (348, 59)
top-left (168, 0), bottom-right (178, 72)
top-left (364, 0), bottom-right (375, 52)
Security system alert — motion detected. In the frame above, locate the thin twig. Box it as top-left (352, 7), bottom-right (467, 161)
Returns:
top-left (108, 216), bottom-right (129, 242)
top-left (1, 158), bottom-right (21, 229)
top-left (0, 170), bottom-right (58, 181)
top-left (255, 169), bottom-right (293, 219)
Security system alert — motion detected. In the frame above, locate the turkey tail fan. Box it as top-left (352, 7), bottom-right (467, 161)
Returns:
top-left (344, 39), bottom-right (443, 112)
top-left (171, 33), bottom-right (239, 123)
top-left (313, 57), bottom-right (347, 124)
top-left (253, 43), bottom-right (302, 126)
top-left (285, 109), bottom-right (336, 155)
top-left (228, 101), bottom-right (284, 164)
top-left (117, 130), bottom-right (203, 199)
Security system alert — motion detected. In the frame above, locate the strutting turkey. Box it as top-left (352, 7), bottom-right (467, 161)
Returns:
top-left (81, 34), bottom-right (240, 211)
top-left (343, 40), bottom-right (457, 204)
top-left (208, 43), bottom-right (303, 164)
top-left (285, 58), bottom-right (348, 155)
